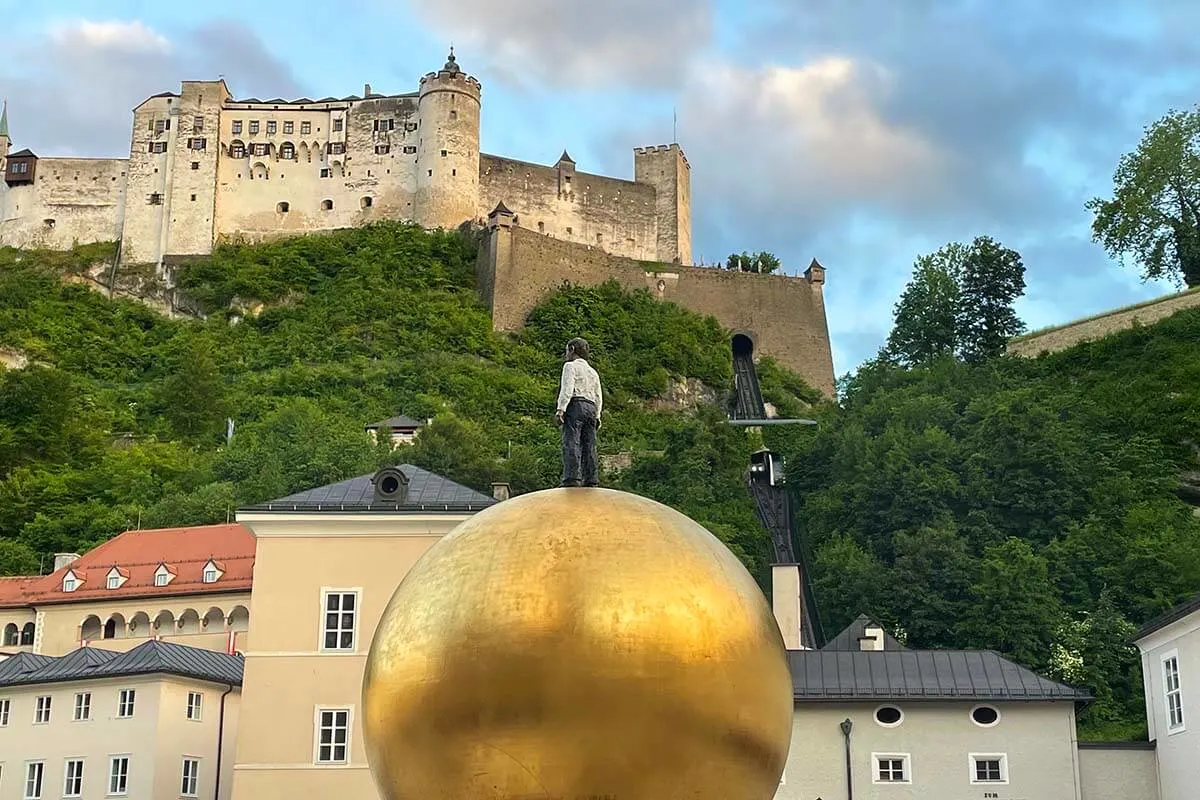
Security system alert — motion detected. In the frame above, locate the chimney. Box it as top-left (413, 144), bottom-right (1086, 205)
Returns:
top-left (859, 623), bottom-right (884, 651)
top-left (492, 482), bottom-right (511, 502)
top-left (771, 563), bottom-right (804, 650)
top-left (53, 553), bottom-right (81, 572)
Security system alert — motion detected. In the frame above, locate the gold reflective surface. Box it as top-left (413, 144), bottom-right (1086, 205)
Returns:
top-left (363, 487), bottom-right (793, 800)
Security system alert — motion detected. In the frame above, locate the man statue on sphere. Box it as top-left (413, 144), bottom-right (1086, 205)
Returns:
top-left (555, 337), bottom-right (603, 487)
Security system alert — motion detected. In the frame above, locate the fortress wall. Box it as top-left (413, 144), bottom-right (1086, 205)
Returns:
top-left (1009, 287), bottom-right (1200, 357)
top-left (482, 224), bottom-right (836, 396)
top-left (479, 154), bottom-right (659, 262)
top-left (214, 97), bottom-right (422, 244)
top-left (0, 158), bottom-right (126, 250)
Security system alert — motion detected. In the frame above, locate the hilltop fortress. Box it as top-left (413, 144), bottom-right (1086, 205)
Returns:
top-left (0, 52), bottom-right (835, 395)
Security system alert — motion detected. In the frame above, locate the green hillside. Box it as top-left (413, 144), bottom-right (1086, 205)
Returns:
top-left (1, 221), bottom-right (1198, 741)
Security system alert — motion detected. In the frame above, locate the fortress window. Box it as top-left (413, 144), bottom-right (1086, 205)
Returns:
top-left (333, 118), bottom-right (344, 132)
top-left (267, 121), bottom-right (277, 135)
top-left (328, 142), bottom-right (346, 155)
top-left (452, 169), bottom-right (456, 176)
top-left (230, 141), bottom-right (246, 159)
top-left (43, 219), bottom-right (55, 229)
top-left (190, 194), bottom-right (197, 201)
top-left (277, 202), bottom-right (289, 213)
top-left (375, 144), bottom-right (390, 155)
top-left (253, 143), bottom-right (270, 156)
top-left (373, 119), bottom-right (394, 132)
top-left (148, 142), bottom-right (167, 154)
top-left (193, 115), bottom-right (204, 132)
top-left (301, 121), bottom-right (312, 135)
top-left (321, 199), bottom-right (334, 211)
top-left (450, 110), bottom-right (457, 120)
top-left (538, 222), bottom-right (545, 233)
top-left (596, 233), bottom-right (603, 243)
top-left (361, 197), bottom-right (372, 209)
top-left (188, 137), bottom-right (207, 151)
top-left (320, 168), bottom-right (331, 178)
top-left (403, 146), bottom-right (416, 154)
top-left (280, 142), bottom-right (295, 160)
top-left (249, 121), bottom-right (260, 135)
top-left (155, 119), bottom-right (170, 134)
top-left (427, 169), bottom-right (433, 177)
top-left (148, 193), bottom-right (163, 205)
top-left (191, 162), bottom-right (200, 170)
top-left (566, 227), bottom-right (573, 235)
top-left (441, 149), bottom-right (448, 157)
top-left (284, 121), bottom-right (294, 134)
top-left (406, 122), bottom-right (418, 132)
top-left (232, 120), bottom-right (242, 135)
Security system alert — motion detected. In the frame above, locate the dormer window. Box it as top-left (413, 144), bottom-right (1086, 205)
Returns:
top-left (202, 560), bottom-right (223, 584)
top-left (106, 567), bottom-right (126, 590)
top-left (62, 570), bottom-right (79, 592)
top-left (154, 564), bottom-right (174, 587)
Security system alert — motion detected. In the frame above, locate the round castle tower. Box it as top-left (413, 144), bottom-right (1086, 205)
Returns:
top-left (414, 50), bottom-right (481, 230)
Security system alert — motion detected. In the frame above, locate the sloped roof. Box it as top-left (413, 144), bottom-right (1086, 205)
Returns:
top-left (364, 415), bottom-right (424, 430)
top-left (7, 148), bottom-right (35, 158)
top-left (1134, 591), bottom-right (1200, 642)
top-left (241, 465), bottom-right (495, 513)
top-left (788, 649), bottom-right (1091, 702)
top-left (821, 614), bottom-right (908, 652)
top-left (0, 640), bottom-right (243, 688)
top-left (0, 524), bottom-right (255, 609)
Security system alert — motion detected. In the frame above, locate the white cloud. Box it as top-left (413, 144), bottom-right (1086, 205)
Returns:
top-left (2, 19), bottom-right (303, 158)
top-left (406, 0), bottom-right (712, 88)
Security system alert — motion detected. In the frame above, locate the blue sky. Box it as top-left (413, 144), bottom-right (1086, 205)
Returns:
top-left (3, 0), bottom-right (1198, 378)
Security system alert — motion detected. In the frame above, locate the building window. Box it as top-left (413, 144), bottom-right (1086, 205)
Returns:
top-left (320, 168), bottom-right (331, 178)
top-left (148, 141), bottom-right (167, 154)
top-left (180, 758), bottom-right (199, 797)
top-left (190, 161), bottom-right (200, 170)
top-left (154, 119), bottom-right (169, 134)
top-left (333, 118), bottom-right (343, 132)
top-left (267, 121), bottom-right (277, 135)
top-left (107, 575), bottom-right (120, 589)
top-left (63, 759), bottom-right (84, 797)
top-left (20, 622), bottom-right (33, 646)
top-left (193, 115), bottom-right (204, 132)
top-left (187, 692), bottom-right (203, 721)
top-left (375, 144), bottom-right (390, 154)
top-left (970, 754), bottom-right (1008, 784)
top-left (874, 705), bottom-right (903, 727)
top-left (232, 121), bottom-right (242, 135)
top-left (230, 141), bottom-right (246, 159)
top-left (284, 121), bottom-right (294, 134)
top-left (249, 121), bottom-right (260, 135)
top-left (321, 590), bottom-right (357, 650)
top-left (155, 572), bottom-right (169, 586)
top-left (108, 757), bottom-right (129, 796)
top-left (970, 705), bottom-right (1000, 727)
top-left (373, 118), bottom-right (394, 131)
top-left (252, 143), bottom-right (270, 157)
top-left (277, 201), bottom-right (290, 213)
top-left (188, 137), bottom-right (206, 150)
top-left (24, 761), bottom-right (44, 800)
top-left (148, 193), bottom-right (163, 206)
top-left (361, 196), bottom-right (372, 209)
top-left (203, 567), bottom-right (218, 583)
top-left (450, 110), bottom-right (457, 120)
top-left (315, 708), bottom-right (351, 764)
top-left (63, 575), bottom-right (77, 592)
top-left (403, 145), bottom-right (416, 154)
top-left (0, 697), bottom-right (10, 725)
top-left (440, 149), bottom-right (448, 157)
top-left (1164, 653), bottom-right (1184, 731)
top-left (280, 142), bottom-right (296, 160)
top-left (74, 692), bottom-right (91, 721)
top-left (872, 754), bottom-right (910, 784)
top-left (321, 199), bottom-right (334, 212)
top-left (117, 689), bottom-right (136, 718)
top-left (406, 122), bottom-right (418, 132)
top-left (34, 696), bottom-right (51, 724)
top-left (328, 142), bottom-right (345, 155)
top-left (301, 121), bottom-right (312, 135)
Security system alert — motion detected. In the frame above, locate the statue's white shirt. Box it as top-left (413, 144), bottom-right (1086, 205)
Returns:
top-left (557, 359), bottom-right (603, 416)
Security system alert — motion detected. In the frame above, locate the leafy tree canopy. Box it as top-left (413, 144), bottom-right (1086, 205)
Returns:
top-left (725, 251), bottom-right (781, 274)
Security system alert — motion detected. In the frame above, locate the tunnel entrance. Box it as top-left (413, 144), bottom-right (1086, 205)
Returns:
top-left (731, 333), bottom-right (754, 359)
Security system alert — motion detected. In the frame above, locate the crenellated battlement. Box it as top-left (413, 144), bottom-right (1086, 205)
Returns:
top-left (634, 143), bottom-right (690, 169)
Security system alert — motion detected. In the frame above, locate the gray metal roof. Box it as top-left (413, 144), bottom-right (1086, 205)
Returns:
top-left (365, 415), bottom-right (424, 430)
top-left (821, 614), bottom-right (908, 652)
top-left (1134, 592), bottom-right (1200, 642)
top-left (0, 640), bottom-right (243, 688)
top-left (241, 465), bottom-right (496, 513)
top-left (788, 649), bottom-right (1091, 702)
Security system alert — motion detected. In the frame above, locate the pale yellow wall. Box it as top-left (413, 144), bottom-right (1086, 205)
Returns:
top-left (3, 592), bottom-right (250, 656)
top-left (1137, 612), bottom-right (1200, 800)
top-left (120, 96), bottom-right (174, 265)
top-left (0, 157), bottom-right (126, 249)
top-left (775, 701), bottom-right (1082, 800)
top-left (163, 81), bottom-right (230, 257)
top-left (414, 71), bottom-right (481, 230)
top-left (0, 674), bottom-right (240, 800)
top-left (229, 512), bottom-right (472, 800)
top-left (1077, 746), bottom-right (1159, 800)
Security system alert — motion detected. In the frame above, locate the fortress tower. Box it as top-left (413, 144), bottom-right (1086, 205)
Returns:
top-left (634, 144), bottom-right (692, 266)
top-left (415, 50), bottom-right (481, 230)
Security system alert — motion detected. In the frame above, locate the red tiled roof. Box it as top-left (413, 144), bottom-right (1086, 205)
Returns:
top-left (0, 524), bottom-right (255, 608)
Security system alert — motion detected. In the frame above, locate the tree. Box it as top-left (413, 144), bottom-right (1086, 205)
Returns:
top-left (725, 251), bottom-right (781, 274)
top-left (956, 235), bottom-right (1026, 363)
top-left (884, 245), bottom-right (964, 366)
top-left (1087, 107), bottom-right (1200, 288)
top-left (883, 237), bottom-right (1025, 366)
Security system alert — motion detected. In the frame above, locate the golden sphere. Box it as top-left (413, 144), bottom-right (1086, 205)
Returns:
top-left (362, 487), bottom-right (793, 800)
